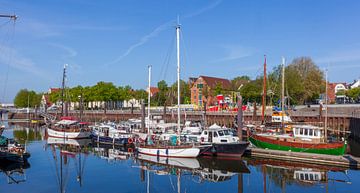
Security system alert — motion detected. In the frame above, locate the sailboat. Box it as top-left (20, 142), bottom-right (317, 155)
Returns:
top-left (249, 58), bottom-right (347, 155)
top-left (137, 22), bottom-right (200, 158)
top-left (47, 64), bottom-right (91, 139)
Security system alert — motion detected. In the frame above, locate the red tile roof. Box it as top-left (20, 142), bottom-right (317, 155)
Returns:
top-left (199, 76), bottom-right (231, 89)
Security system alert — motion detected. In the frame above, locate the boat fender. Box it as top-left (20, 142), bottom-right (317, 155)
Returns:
top-left (166, 148), bottom-right (169, 155)
top-left (157, 150), bottom-right (160, 157)
top-left (128, 138), bottom-right (134, 144)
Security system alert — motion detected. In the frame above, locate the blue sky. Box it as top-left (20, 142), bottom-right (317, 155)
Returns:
top-left (0, 0), bottom-right (360, 103)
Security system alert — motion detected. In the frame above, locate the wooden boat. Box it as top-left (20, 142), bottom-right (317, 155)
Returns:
top-left (250, 60), bottom-right (346, 156)
top-left (249, 125), bottom-right (347, 155)
top-left (47, 117), bottom-right (91, 139)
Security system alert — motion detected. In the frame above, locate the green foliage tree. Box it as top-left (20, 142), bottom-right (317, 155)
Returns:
top-left (231, 76), bottom-right (250, 91)
top-left (346, 87), bottom-right (360, 100)
top-left (14, 89), bottom-right (42, 108)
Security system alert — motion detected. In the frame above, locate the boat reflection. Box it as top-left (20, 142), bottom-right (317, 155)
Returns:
top-left (246, 158), bottom-right (351, 192)
top-left (92, 143), bottom-right (134, 162)
top-left (0, 160), bottom-right (30, 184)
top-left (45, 137), bottom-right (92, 193)
top-left (135, 154), bottom-right (250, 193)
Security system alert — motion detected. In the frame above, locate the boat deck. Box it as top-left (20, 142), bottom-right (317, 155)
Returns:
top-left (245, 147), bottom-right (360, 169)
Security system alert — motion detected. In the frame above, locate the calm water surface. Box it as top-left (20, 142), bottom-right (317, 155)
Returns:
top-left (1, 124), bottom-right (359, 193)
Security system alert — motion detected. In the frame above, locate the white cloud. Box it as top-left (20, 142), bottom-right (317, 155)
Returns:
top-left (0, 44), bottom-right (46, 77)
top-left (214, 45), bottom-right (254, 62)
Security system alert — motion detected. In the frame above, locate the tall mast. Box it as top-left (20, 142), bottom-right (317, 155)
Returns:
top-left (281, 57), bottom-right (285, 131)
top-left (147, 65), bottom-right (152, 135)
top-left (324, 69), bottom-right (328, 142)
top-left (261, 55), bottom-right (267, 124)
top-left (61, 64), bottom-right (67, 117)
top-left (176, 21), bottom-right (181, 137)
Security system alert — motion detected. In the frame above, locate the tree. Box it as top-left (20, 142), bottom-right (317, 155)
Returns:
top-left (240, 78), bottom-right (262, 103)
top-left (213, 82), bottom-right (223, 96)
top-left (14, 89), bottom-right (41, 108)
top-left (170, 79), bottom-right (191, 104)
top-left (153, 80), bottom-right (168, 106)
top-left (231, 76), bottom-right (250, 91)
top-left (346, 87), bottom-right (360, 100)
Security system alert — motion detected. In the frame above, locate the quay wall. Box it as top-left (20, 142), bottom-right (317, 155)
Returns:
top-left (8, 110), bottom-right (357, 136)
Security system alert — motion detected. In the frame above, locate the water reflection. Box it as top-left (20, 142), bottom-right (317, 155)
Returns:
top-left (2, 125), bottom-right (358, 193)
top-left (135, 154), bottom-right (250, 193)
top-left (45, 137), bottom-right (92, 193)
top-left (0, 160), bottom-right (30, 184)
top-left (247, 158), bottom-right (351, 192)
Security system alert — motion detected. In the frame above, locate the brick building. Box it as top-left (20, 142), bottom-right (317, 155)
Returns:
top-left (190, 76), bottom-right (231, 107)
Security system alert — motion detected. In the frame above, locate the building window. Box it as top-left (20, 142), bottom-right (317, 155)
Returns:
top-left (197, 84), bottom-right (203, 89)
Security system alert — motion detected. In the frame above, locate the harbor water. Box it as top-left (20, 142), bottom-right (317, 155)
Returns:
top-left (1, 124), bottom-right (360, 193)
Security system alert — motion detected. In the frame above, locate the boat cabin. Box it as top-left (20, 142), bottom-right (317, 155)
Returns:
top-left (292, 125), bottom-right (323, 141)
top-left (199, 124), bottom-right (239, 144)
top-left (293, 169), bottom-right (324, 183)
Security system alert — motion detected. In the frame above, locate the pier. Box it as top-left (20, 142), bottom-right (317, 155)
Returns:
top-left (245, 147), bottom-right (360, 169)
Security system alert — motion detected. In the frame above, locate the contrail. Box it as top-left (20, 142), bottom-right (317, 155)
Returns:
top-left (106, 0), bottom-right (222, 66)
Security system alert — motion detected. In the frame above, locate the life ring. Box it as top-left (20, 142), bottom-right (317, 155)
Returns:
top-left (128, 138), bottom-right (134, 144)
top-left (128, 148), bottom-right (133, 153)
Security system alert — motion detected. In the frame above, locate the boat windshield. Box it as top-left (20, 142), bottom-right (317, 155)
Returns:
top-left (218, 130), bottom-right (224, 136)
top-left (223, 130), bottom-right (230, 135)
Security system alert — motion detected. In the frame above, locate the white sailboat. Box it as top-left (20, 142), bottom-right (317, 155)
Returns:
top-left (137, 22), bottom-right (200, 158)
top-left (47, 64), bottom-right (91, 139)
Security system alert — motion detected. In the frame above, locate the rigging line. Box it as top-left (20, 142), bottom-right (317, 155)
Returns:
top-left (179, 28), bottom-right (190, 80)
top-left (1, 19), bottom-right (16, 103)
top-left (159, 31), bottom-right (176, 83)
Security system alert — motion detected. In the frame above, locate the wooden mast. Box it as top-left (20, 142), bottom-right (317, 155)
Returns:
top-left (261, 55), bottom-right (267, 124)
top-left (281, 57), bottom-right (285, 131)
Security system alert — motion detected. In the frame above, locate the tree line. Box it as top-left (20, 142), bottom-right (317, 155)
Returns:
top-left (14, 57), bottom-right (358, 108)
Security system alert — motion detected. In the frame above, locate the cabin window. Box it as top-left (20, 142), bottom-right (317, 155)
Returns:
top-left (314, 131), bottom-right (318, 136)
top-left (214, 132), bottom-right (218, 137)
top-left (224, 130), bottom-right (230, 135)
top-left (315, 174), bottom-right (319, 180)
top-left (218, 131), bottom-right (224, 136)
top-left (304, 129), bottom-right (308, 136)
top-left (300, 128), bottom-right (304, 135)
top-left (309, 129), bottom-right (313, 136)
top-left (204, 131), bottom-right (208, 135)
top-left (300, 173), bottom-right (304, 180)
top-left (310, 174), bottom-right (314, 181)
top-left (295, 128), bottom-right (299, 135)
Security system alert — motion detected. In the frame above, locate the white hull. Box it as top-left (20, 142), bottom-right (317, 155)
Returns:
top-left (138, 153), bottom-right (200, 169)
top-left (137, 146), bottom-right (200, 158)
top-left (47, 128), bottom-right (91, 139)
top-left (47, 136), bottom-right (92, 146)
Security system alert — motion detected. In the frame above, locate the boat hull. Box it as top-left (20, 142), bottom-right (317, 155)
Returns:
top-left (91, 134), bottom-right (131, 145)
top-left (137, 145), bottom-right (200, 158)
top-left (249, 135), bottom-right (347, 156)
top-left (199, 142), bottom-right (249, 157)
top-left (47, 128), bottom-right (91, 139)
